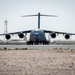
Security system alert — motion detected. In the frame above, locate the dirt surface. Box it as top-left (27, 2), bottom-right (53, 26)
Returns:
top-left (0, 49), bottom-right (75, 75)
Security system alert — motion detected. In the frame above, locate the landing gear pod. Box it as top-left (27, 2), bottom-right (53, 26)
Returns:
top-left (18, 33), bottom-right (24, 38)
top-left (5, 34), bottom-right (11, 40)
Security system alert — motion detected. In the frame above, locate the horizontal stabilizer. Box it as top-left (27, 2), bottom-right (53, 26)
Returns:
top-left (21, 14), bottom-right (38, 17)
top-left (21, 14), bottom-right (57, 17)
top-left (40, 14), bottom-right (58, 17)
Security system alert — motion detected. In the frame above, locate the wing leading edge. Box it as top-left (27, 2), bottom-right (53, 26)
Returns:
top-left (43, 30), bottom-right (75, 35)
top-left (0, 30), bottom-right (31, 36)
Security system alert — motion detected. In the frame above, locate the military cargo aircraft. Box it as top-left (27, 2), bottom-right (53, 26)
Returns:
top-left (0, 12), bottom-right (75, 45)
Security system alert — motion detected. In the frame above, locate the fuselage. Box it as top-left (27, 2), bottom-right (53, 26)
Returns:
top-left (30, 29), bottom-right (46, 42)
top-left (26, 29), bottom-right (49, 44)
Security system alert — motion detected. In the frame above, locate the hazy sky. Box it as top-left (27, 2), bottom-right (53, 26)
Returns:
top-left (0, 0), bottom-right (75, 40)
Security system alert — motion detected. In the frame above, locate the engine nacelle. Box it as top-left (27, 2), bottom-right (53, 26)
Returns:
top-left (65, 34), bottom-right (70, 39)
top-left (51, 33), bottom-right (56, 38)
top-left (18, 33), bottom-right (24, 38)
top-left (5, 34), bottom-right (11, 40)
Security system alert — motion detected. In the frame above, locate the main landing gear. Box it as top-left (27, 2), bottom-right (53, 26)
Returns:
top-left (27, 41), bottom-right (49, 45)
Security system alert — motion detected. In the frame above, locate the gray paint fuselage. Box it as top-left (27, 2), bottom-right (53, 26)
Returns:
top-left (30, 29), bottom-right (46, 42)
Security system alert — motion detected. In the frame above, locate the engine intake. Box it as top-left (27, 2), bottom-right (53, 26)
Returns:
top-left (18, 33), bottom-right (24, 38)
top-left (51, 33), bottom-right (56, 38)
top-left (5, 34), bottom-right (11, 40)
top-left (65, 34), bottom-right (70, 39)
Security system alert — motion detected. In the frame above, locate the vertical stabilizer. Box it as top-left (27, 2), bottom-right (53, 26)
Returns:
top-left (38, 13), bottom-right (40, 29)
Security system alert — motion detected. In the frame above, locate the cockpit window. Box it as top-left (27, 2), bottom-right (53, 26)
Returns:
top-left (35, 31), bottom-right (39, 34)
top-left (35, 33), bottom-right (39, 34)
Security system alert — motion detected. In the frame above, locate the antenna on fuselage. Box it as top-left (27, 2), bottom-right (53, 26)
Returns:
top-left (21, 12), bottom-right (57, 29)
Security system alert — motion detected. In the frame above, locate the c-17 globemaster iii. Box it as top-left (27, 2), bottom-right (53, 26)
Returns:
top-left (0, 12), bottom-right (75, 45)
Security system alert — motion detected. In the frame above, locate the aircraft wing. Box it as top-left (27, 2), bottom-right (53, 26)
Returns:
top-left (43, 30), bottom-right (75, 35)
top-left (0, 30), bottom-right (31, 36)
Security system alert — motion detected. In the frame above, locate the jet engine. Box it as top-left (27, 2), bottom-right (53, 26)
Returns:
top-left (18, 33), bottom-right (24, 38)
top-left (5, 34), bottom-right (11, 40)
top-left (65, 34), bottom-right (70, 39)
top-left (51, 33), bottom-right (56, 38)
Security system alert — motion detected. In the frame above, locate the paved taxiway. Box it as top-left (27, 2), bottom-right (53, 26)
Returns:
top-left (0, 44), bottom-right (75, 49)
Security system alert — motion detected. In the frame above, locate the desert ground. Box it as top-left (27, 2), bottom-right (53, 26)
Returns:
top-left (0, 48), bottom-right (75, 75)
